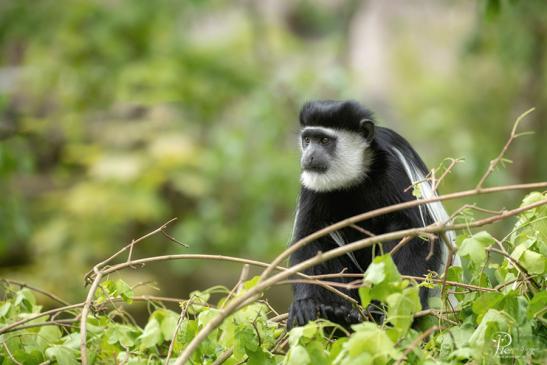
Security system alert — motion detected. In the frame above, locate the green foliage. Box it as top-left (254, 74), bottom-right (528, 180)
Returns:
top-left (0, 192), bottom-right (545, 364)
top-left (96, 279), bottom-right (134, 304)
top-left (0, 0), bottom-right (304, 298)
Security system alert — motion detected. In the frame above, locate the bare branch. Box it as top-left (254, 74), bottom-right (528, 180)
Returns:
top-left (2, 342), bottom-right (22, 365)
top-left (1, 279), bottom-right (70, 306)
top-left (161, 229), bottom-right (189, 248)
top-left (487, 247), bottom-right (540, 291)
top-left (433, 158), bottom-right (464, 191)
top-left (389, 236), bottom-right (414, 256)
top-left (84, 218), bottom-right (179, 283)
top-left (211, 349), bottom-right (234, 365)
top-left (395, 325), bottom-right (444, 364)
top-left (2, 318), bottom-right (79, 333)
top-left (349, 224), bottom-right (375, 236)
top-left (80, 269), bottom-right (102, 364)
top-left (0, 302), bottom-right (83, 335)
top-left (476, 108), bottom-right (535, 190)
top-left (165, 300), bottom-right (192, 364)
top-left (260, 181), bottom-right (547, 281)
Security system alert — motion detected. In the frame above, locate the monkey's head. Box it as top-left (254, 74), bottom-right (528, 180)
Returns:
top-left (298, 100), bottom-right (375, 192)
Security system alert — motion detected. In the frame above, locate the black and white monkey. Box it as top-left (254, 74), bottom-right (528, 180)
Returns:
top-left (288, 100), bottom-right (457, 329)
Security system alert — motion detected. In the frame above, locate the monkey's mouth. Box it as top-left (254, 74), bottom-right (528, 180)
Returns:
top-left (302, 164), bottom-right (328, 173)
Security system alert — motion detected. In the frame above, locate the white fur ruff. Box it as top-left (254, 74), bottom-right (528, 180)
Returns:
top-left (300, 127), bottom-right (371, 192)
top-left (392, 147), bottom-right (461, 306)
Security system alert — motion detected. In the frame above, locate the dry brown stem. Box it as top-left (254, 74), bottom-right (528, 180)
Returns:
top-left (475, 108), bottom-right (535, 190)
top-left (395, 325), bottom-right (444, 364)
top-left (1, 279), bottom-right (70, 306)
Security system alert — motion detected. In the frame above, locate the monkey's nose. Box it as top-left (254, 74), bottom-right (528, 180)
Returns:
top-left (302, 155), bottom-right (327, 172)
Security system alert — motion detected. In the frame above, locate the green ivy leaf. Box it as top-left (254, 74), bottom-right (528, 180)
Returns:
top-left (37, 326), bottom-right (62, 351)
top-left (188, 290), bottom-right (210, 315)
top-left (469, 309), bottom-right (510, 348)
top-left (45, 345), bottom-right (79, 365)
top-left (61, 333), bottom-right (81, 350)
top-left (288, 322), bottom-right (319, 347)
top-left (519, 249), bottom-right (545, 274)
top-left (176, 319), bottom-right (197, 346)
top-left (459, 231), bottom-right (495, 264)
top-left (385, 286), bottom-right (421, 340)
top-left (328, 337), bottom-right (348, 362)
top-left (14, 288), bottom-right (36, 312)
top-left (106, 324), bottom-right (140, 348)
top-left (242, 275), bottom-right (261, 290)
top-left (138, 318), bottom-right (162, 349)
top-left (340, 322), bottom-right (399, 363)
top-left (96, 279), bottom-right (134, 304)
top-left (521, 191), bottom-right (544, 206)
top-left (0, 302), bottom-right (11, 317)
top-left (527, 291), bottom-right (547, 320)
top-left (247, 347), bottom-right (275, 365)
top-left (286, 345), bottom-right (311, 365)
top-left (363, 261), bottom-right (386, 284)
top-left (360, 255), bottom-right (403, 305)
top-left (472, 292), bottom-right (504, 321)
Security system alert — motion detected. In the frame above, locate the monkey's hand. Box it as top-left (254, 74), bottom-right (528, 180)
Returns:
top-left (287, 298), bottom-right (362, 329)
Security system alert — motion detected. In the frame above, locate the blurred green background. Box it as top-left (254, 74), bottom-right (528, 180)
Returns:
top-left (0, 0), bottom-right (545, 314)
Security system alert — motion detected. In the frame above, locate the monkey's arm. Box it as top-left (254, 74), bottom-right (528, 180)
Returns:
top-left (288, 242), bottom-right (364, 329)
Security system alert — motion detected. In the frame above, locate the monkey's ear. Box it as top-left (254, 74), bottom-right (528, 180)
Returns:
top-left (360, 119), bottom-right (375, 142)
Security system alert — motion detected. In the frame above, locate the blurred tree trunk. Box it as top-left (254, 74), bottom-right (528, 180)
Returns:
top-left (516, 4), bottom-right (546, 181)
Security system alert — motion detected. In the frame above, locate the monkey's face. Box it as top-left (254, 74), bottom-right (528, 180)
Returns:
top-left (299, 126), bottom-right (372, 192)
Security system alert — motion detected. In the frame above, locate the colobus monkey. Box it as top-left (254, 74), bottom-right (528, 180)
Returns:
top-left (288, 100), bottom-right (455, 329)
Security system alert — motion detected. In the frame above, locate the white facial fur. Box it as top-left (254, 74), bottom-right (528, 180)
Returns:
top-left (300, 127), bottom-right (372, 192)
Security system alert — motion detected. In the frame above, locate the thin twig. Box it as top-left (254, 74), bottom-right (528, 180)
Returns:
top-left (439, 231), bottom-right (456, 311)
top-left (487, 247), bottom-right (539, 290)
top-left (2, 342), bottom-right (22, 365)
top-left (349, 224), bottom-right (375, 236)
top-left (165, 300), bottom-right (192, 364)
top-left (211, 349), bottom-right (234, 365)
top-left (161, 229), bottom-right (189, 247)
top-left (270, 313), bottom-right (288, 323)
top-left (403, 275), bottom-right (496, 292)
top-left (494, 275), bottom-right (541, 291)
top-left (80, 269), bottom-right (102, 364)
top-left (237, 264), bottom-right (251, 293)
top-left (414, 308), bottom-right (461, 318)
top-left (389, 236), bottom-right (414, 256)
top-left (395, 326), bottom-right (444, 365)
top-left (99, 254), bottom-right (353, 304)
top-left (2, 318), bottom-right (79, 333)
top-left (81, 218), bottom-right (188, 365)
top-left (84, 218), bottom-right (178, 283)
top-left (100, 254), bottom-right (304, 277)
top-left (1, 279), bottom-right (70, 306)
top-left (432, 158), bottom-right (464, 191)
top-left (476, 108), bottom-right (535, 190)
top-left (275, 280), bottom-right (358, 304)
top-left (0, 296), bottom-right (186, 335)
top-left (0, 303), bottom-right (83, 335)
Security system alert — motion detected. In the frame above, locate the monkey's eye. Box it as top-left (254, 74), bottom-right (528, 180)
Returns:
top-left (303, 137), bottom-right (311, 145)
top-left (320, 137), bottom-right (330, 145)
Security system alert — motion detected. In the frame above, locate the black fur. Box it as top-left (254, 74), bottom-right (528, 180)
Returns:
top-left (288, 100), bottom-right (444, 329)
top-left (299, 100), bottom-right (374, 132)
